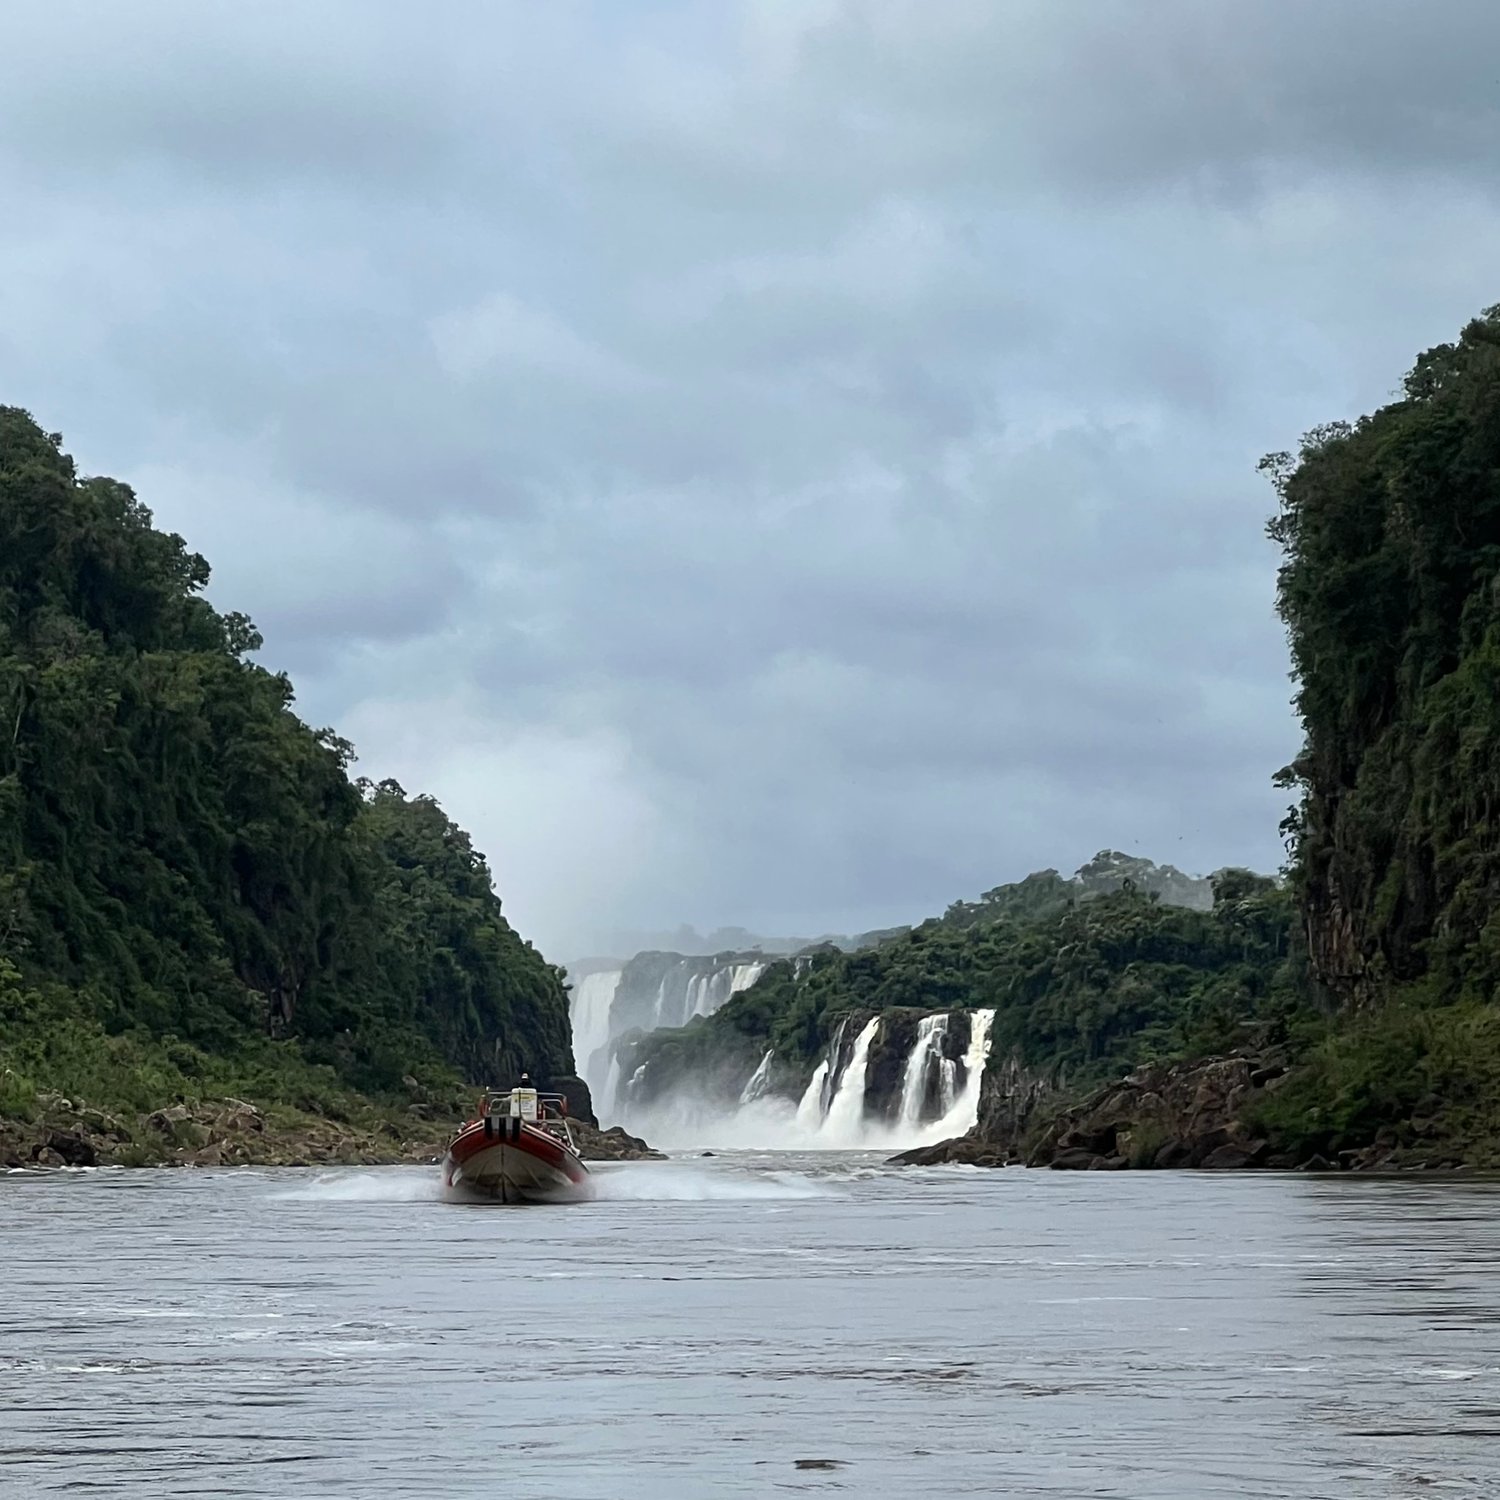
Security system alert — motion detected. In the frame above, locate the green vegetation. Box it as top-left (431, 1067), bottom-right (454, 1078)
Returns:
top-left (1261, 305), bottom-right (1500, 1160)
top-left (623, 858), bottom-right (1300, 1104)
top-left (0, 408), bottom-right (573, 1139)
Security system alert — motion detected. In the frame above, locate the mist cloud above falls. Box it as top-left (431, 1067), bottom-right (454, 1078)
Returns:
top-left (4, 2), bottom-right (1500, 956)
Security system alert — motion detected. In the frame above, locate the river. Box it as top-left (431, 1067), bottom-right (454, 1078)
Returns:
top-left (4, 1156), bottom-right (1500, 1498)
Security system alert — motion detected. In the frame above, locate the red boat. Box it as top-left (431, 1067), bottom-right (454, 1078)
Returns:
top-left (442, 1086), bottom-right (591, 1204)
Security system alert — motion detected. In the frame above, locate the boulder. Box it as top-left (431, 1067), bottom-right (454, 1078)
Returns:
top-left (45, 1129), bottom-right (97, 1167)
top-left (213, 1099), bottom-right (265, 1136)
top-left (1199, 1141), bottom-right (1268, 1170)
top-left (1049, 1147), bottom-right (1105, 1170)
top-left (571, 1121), bottom-right (665, 1161)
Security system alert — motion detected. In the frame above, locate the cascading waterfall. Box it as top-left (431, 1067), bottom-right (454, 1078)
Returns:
top-left (787, 1016), bottom-right (883, 1147)
top-left (568, 969), bottom-right (622, 1087)
top-left (738, 1049), bottom-right (775, 1105)
top-left (793, 1060), bottom-right (831, 1133)
top-left (919, 1008), bottom-right (995, 1143)
top-left (570, 954), bottom-right (769, 1124)
top-left (763, 1007), bottom-right (996, 1150)
top-left (896, 1014), bottom-right (950, 1128)
top-left (651, 959), bottom-right (769, 1029)
top-left (939, 1055), bottom-right (958, 1115)
top-left (822, 1016), bottom-right (881, 1140)
top-left (600, 1054), bottom-right (622, 1120)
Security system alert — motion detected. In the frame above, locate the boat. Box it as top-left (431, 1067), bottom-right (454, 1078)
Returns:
top-left (441, 1084), bottom-right (591, 1204)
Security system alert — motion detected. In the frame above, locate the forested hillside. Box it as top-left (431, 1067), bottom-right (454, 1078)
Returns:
top-left (618, 856), bottom-right (1298, 1109)
top-left (0, 409), bottom-right (574, 1160)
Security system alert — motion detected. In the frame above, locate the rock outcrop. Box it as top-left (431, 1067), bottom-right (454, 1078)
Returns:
top-left (891, 1050), bottom-right (1310, 1172)
top-left (570, 1120), bottom-right (664, 1161)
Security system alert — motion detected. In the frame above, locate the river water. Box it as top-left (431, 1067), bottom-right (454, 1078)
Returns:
top-left (4, 1156), bottom-right (1500, 1498)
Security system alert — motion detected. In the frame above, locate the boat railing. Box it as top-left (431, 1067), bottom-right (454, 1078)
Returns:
top-left (463, 1089), bottom-right (579, 1153)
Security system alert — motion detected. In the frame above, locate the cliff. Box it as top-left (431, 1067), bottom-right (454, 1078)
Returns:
top-left (1271, 307), bottom-right (1500, 1009)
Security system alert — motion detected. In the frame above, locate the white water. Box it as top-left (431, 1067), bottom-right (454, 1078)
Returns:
top-left (568, 969), bottom-right (622, 1095)
top-left (626, 1008), bottom-right (998, 1153)
top-left (819, 1016), bottom-right (882, 1144)
top-left (589, 1161), bottom-right (834, 1202)
top-left (738, 1049), bottom-right (774, 1105)
top-left (573, 958), bottom-right (769, 1122)
top-left (913, 1008), bottom-right (995, 1146)
top-left (271, 1162), bottom-right (833, 1204)
top-left (667, 960), bottom-right (768, 1026)
top-left (896, 1014), bottom-right (949, 1128)
top-left (599, 1055), bottom-right (622, 1122)
top-left (792, 1059), bottom-right (830, 1133)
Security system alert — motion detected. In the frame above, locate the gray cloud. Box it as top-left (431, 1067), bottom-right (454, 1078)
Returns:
top-left (2, 2), bottom-right (1498, 954)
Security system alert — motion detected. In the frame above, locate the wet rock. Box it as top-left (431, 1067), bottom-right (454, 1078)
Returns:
top-left (45, 1129), bottom-right (98, 1167)
top-left (1049, 1148), bottom-right (1104, 1170)
top-left (1200, 1141), bottom-right (1268, 1170)
top-left (909, 1040), bottom-right (1297, 1174)
top-left (1152, 1139), bottom-right (1193, 1169)
top-left (571, 1121), bottom-right (665, 1161)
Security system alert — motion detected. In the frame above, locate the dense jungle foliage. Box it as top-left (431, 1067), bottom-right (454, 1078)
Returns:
top-left (623, 857), bottom-right (1299, 1100)
top-left (1256, 305), bottom-right (1500, 1159)
top-left (0, 408), bottom-right (573, 1124)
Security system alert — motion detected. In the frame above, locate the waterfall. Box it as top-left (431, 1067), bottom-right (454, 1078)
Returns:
top-left (939, 1055), bottom-right (958, 1115)
top-left (616, 1006), bottom-right (996, 1152)
top-left (650, 975), bottom-right (672, 1029)
top-left (820, 1016), bottom-right (881, 1142)
top-left (599, 1054), bottom-right (622, 1121)
top-left (728, 961), bottom-right (765, 995)
top-left (920, 1008), bottom-right (995, 1141)
top-left (738, 1049), bottom-right (775, 1105)
top-left (784, 1007), bottom-right (995, 1148)
top-left (896, 1014), bottom-right (949, 1127)
top-left (568, 969), bottom-right (622, 1095)
top-left (793, 1059), bottom-right (830, 1132)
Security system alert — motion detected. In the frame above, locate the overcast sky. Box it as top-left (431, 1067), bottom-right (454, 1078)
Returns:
top-left (4, 2), bottom-right (1499, 960)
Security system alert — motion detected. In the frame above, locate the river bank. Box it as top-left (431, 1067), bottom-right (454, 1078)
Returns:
top-left (890, 1045), bottom-right (1500, 1174)
top-left (0, 1094), bottom-right (661, 1170)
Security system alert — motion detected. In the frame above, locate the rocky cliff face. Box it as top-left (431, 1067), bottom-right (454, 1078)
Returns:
top-left (1270, 311), bottom-right (1500, 1012)
top-left (894, 1050), bottom-right (1292, 1171)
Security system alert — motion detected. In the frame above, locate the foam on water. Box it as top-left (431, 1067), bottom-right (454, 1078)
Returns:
top-left (267, 1160), bottom-right (834, 1206)
top-left (589, 1162), bottom-right (835, 1202)
top-left (271, 1169), bottom-right (440, 1203)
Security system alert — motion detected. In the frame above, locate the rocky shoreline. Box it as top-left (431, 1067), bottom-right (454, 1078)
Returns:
top-left (0, 1094), bottom-right (662, 1171)
top-left (890, 1048), bottom-right (1481, 1174)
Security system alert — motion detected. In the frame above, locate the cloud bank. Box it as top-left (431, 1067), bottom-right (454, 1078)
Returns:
top-left (4, 1), bottom-right (1499, 956)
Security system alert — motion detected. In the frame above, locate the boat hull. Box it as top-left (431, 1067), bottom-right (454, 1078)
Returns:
top-left (442, 1116), bottom-right (591, 1204)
